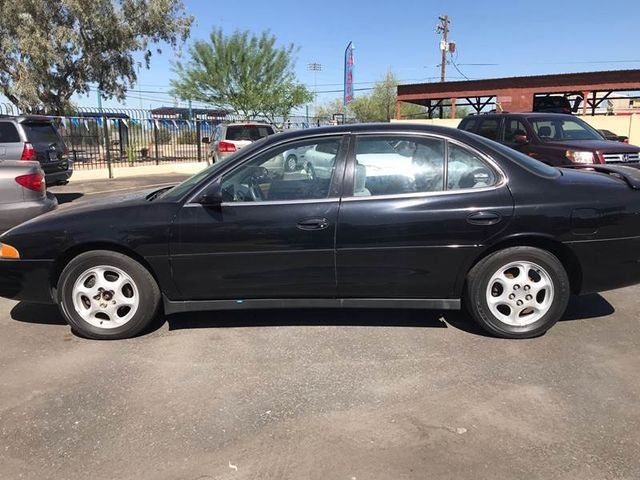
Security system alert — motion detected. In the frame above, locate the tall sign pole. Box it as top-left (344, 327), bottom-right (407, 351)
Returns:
top-left (344, 42), bottom-right (355, 105)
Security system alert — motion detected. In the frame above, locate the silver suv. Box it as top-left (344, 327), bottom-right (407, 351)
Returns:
top-left (207, 123), bottom-right (276, 163)
top-left (0, 115), bottom-right (72, 186)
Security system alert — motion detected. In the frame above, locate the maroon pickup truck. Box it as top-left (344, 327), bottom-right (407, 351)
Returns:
top-left (458, 113), bottom-right (640, 166)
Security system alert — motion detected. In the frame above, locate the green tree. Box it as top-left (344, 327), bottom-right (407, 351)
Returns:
top-left (0, 0), bottom-right (192, 114)
top-left (314, 99), bottom-right (349, 122)
top-left (316, 71), bottom-right (430, 123)
top-left (171, 29), bottom-right (312, 122)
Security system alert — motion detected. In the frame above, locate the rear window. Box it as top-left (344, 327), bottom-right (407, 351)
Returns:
top-left (225, 125), bottom-right (274, 141)
top-left (482, 139), bottom-right (560, 178)
top-left (0, 122), bottom-right (20, 142)
top-left (22, 123), bottom-right (60, 144)
top-left (460, 118), bottom-right (478, 132)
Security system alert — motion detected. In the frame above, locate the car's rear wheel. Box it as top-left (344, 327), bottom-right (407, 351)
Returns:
top-left (57, 250), bottom-right (160, 340)
top-left (285, 154), bottom-right (298, 172)
top-left (465, 247), bottom-right (570, 339)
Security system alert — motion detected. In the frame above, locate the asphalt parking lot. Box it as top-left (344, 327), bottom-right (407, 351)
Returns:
top-left (1, 176), bottom-right (639, 479)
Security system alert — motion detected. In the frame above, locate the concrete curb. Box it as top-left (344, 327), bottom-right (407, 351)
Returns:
top-left (71, 162), bottom-right (209, 182)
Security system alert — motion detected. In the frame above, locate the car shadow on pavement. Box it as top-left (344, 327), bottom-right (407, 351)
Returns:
top-left (164, 308), bottom-right (449, 332)
top-left (10, 302), bottom-right (66, 325)
top-left (53, 192), bottom-right (84, 205)
top-left (10, 293), bottom-right (615, 337)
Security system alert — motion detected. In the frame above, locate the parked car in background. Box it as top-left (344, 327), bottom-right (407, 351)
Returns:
top-left (533, 96), bottom-right (573, 114)
top-left (0, 160), bottom-right (57, 233)
top-left (0, 115), bottom-right (72, 186)
top-left (459, 113), bottom-right (640, 166)
top-left (282, 145), bottom-right (313, 172)
top-left (206, 122), bottom-right (276, 163)
top-left (5, 123), bottom-right (640, 341)
top-left (599, 129), bottom-right (629, 143)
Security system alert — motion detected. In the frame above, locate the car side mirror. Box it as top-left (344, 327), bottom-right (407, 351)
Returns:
top-left (514, 134), bottom-right (529, 145)
top-left (201, 137), bottom-right (210, 144)
top-left (197, 178), bottom-right (222, 207)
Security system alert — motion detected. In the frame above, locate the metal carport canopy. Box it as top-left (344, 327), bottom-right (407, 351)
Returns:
top-left (396, 69), bottom-right (640, 118)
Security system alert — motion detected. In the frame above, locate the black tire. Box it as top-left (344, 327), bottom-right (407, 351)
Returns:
top-left (57, 250), bottom-right (160, 340)
top-left (285, 154), bottom-right (298, 172)
top-left (465, 247), bottom-right (570, 339)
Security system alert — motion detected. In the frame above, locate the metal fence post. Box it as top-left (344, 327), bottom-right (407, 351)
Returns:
top-left (196, 120), bottom-right (202, 162)
top-left (153, 120), bottom-right (160, 165)
top-left (102, 116), bottom-right (113, 179)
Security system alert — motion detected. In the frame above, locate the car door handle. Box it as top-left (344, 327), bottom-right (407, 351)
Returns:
top-left (467, 211), bottom-right (502, 226)
top-left (297, 218), bottom-right (330, 231)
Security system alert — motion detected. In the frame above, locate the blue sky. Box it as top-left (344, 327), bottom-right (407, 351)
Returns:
top-left (22, 0), bottom-right (640, 113)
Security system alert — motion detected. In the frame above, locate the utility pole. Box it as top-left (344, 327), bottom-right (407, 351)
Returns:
top-left (437, 15), bottom-right (450, 82)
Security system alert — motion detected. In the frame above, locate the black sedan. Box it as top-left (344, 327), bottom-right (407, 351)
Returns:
top-left (2, 123), bottom-right (640, 340)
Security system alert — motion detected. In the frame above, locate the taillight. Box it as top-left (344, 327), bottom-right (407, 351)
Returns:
top-left (15, 173), bottom-right (45, 192)
top-left (218, 141), bottom-right (237, 153)
top-left (623, 138), bottom-right (629, 144)
top-left (20, 142), bottom-right (37, 161)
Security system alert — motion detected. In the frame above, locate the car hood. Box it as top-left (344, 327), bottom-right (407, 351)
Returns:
top-left (1, 187), bottom-right (164, 237)
top-left (543, 139), bottom-right (640, 152)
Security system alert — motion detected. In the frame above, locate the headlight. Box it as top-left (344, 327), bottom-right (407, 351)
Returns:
top-left (0, 243), bottom-right (20, 259)
top-left (566, 150), bottom-right (595, 164)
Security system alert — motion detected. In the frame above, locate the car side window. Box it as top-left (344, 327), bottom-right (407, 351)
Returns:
top-left (447, 143), bottom-right (497, 190)
top-left (503, 119), bottom-right (528, 145)
top-left (0, 122), bottom-right (20, 143)
top-left (352, 136), bottom-right (445, 196)
top-left (531, 120), bottom-right (556, 140)
top-left (478, 119), bottom-right (500, 140)
top-left (220, 137), bottom-right (341, 203)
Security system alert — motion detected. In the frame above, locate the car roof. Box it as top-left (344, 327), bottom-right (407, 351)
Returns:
top-left (464, 112), bottom-right (575, 119)
top-left (0, 114), bottom-right (54, 124)
top-left (225, 122), bottom-right (274, 127)
top-left (261, 122), bottom-right (475, 144)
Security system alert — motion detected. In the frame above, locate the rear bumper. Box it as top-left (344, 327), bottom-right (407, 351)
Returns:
top-left (568, 236), bottom-right (640, 294)
top-left (0, 192), bottom-right (58, 233)
top-left (0, 259), bottom-right (55, 304)
top-left (44, 164), bottom-right (73, 186)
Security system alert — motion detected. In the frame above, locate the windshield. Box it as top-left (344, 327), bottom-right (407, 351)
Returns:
top-left (529, 117), bottom-right (604, 142)
top-left (226, 125), bottom-right (274, 141)
top-left (158, 137), bottom-right (269, 201)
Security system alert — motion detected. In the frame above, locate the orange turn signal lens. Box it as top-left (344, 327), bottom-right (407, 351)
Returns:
top-left (0, 243), bottom-right (20, 259)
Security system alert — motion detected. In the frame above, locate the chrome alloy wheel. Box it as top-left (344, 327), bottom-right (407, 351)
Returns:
top-left (485, 261), bottom-right (554, 326)
top-left (71, 265), bottom-right (140, 329)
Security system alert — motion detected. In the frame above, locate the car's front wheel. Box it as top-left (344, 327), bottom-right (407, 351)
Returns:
top-left (57, 250), bottom-right (160, 340)
top-left (465, 247), bottom-right (570, 339)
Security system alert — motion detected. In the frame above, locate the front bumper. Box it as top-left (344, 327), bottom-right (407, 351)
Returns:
top-left (0, 259), bottom-right (55, 304)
